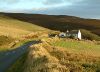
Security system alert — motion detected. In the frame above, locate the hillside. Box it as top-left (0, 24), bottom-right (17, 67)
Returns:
top-left (0, 13), bottom-right (100, 36)
top-left (0, 14), bottom-right (48, 38)
top-left (24, 43), bottom-right (100, 72)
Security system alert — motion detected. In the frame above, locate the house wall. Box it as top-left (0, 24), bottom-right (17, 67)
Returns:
top-left (72, 34), bottom-right (78, 38)
top-left (59, 30), bottom-right (82, 39)
top-left (66, 34), bottom-right (78, 38)
top-left (78, 30), bottom-right (81, 40)
top-left (59, 33), bottom-right (66, 38)
top-left (66, 34), bottom-right (71, 37)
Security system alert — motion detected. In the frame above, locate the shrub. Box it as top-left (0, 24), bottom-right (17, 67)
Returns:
top-left (80, 29), bottom-right (100, 41)
top-left (82, 63), bottom-right (94, 68)
top-left (69, 35), bottom-right (75, 39)
top-left (0, 35), bottom-right (14, 46)
top-left (6, 53), bottom-right (28, 72)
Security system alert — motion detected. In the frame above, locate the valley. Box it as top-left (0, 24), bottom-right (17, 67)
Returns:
top-left (0, 13), bottom-right (100, 72)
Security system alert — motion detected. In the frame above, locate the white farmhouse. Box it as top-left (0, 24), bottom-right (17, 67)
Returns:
top-left (59, 32), bottom-right (66, 38)
top-left (59, 30), bottom-right (82, 40)
top-left (77, 30), bottom-right (82, 40)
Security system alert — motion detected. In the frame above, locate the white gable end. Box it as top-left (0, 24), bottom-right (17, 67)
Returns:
top-left (78, 30), bottom-right (81, 40)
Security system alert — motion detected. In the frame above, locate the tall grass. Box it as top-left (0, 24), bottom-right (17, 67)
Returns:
top-left (6, 39), bottom-right (100, 72)
top-left (0, 35), bottom-right (15, 51)
top-left (0, 35), bottom-right (37, 52)
top-left (6, 53), bottom-right (28, 72)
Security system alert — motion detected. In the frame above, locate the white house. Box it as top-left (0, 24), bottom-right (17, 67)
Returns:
top-left (77, 30), bottom-right (82, 40)
top-left (59, 30), bottom-right (82, 40)
top-left (59, 32), bottom-right (66, 38)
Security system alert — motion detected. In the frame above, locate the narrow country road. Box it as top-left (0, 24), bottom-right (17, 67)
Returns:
top-left (0, 40), bottom-right (39, 72)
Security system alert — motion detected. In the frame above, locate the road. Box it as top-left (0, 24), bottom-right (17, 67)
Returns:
top-left (0, 40), bottom-right (39, 72)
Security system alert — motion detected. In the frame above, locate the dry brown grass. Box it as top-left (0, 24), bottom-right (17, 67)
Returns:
top-left (22, 31), bottom-right (49, 39)
top-left (24, 43), bottom-right (69, 72)
top-left (0, 14), bottom-right (48, 38)
top-left (0, 26), bottom-right (30, 38)
top-left (24, 40), bottom-right (100, 72)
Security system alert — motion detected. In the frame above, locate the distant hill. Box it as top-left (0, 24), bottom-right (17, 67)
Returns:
top-left (0, 12), bottom-right (100, 36)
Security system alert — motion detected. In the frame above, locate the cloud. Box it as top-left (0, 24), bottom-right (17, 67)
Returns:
top-left (0, 0), bottom-right (100, 19)
top-left (0, 0), bottom-right (19, 4)
top-left (30, 0), bottom-right (100, 19)
top-left (65, 0), bottom-right (100, 18)
top-left (81, 0), bottom-right (100, 5)
top-left (43, 0), bottom-right (64, 5)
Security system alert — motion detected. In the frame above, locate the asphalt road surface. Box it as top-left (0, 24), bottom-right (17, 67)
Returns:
top-left (0, 40), bottom-right (39, 72)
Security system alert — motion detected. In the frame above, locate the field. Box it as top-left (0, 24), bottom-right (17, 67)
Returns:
top-left (0, 14), bottom-right (48, 51)
top-left (7, 38), bottom-right (100, 72)
top-left (0, 15), bottom-right (47, 38)
top-left (0, 13), bottom-right (100, 72)
top-left (51, 39), bottom-right (100, 57)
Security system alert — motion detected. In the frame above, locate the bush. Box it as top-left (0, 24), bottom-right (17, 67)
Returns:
top-left (82, 63), bottom-right (94, 68)
top-left (6, 53), bottom-right (28, 72)
top-left (0, 35), bottom-right (14, 46)
top-left (69, 35), bottom-right (75, 39)
top-left (80, 29), bottom-right (100, 41)
top-left (48, 31), bottom-right (60, 37)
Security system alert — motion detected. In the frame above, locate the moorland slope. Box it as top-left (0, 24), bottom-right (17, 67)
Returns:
top-left (0, 13), bottom-right (99, 36)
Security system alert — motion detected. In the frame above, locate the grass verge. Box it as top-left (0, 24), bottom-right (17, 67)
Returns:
top-left (6, 52), bottom-right (28, 72)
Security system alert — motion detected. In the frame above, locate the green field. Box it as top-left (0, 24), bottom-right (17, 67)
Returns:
top-left (51, 39), bottom-right (100, 57)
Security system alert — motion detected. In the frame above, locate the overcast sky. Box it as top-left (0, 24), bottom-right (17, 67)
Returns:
top-left (0, 0), bottom-right (100, 19)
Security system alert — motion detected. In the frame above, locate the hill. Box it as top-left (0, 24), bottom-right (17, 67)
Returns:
top-left (0, 13), bottom-right (48, 38)
top-left (0, 12), bottom-right (100, 36)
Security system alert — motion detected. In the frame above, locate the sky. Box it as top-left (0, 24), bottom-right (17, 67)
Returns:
top-left (0, 0), bottom-right (100, 19)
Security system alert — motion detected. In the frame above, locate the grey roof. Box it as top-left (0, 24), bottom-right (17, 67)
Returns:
top-left (66, 30), bottom-right (78, 34)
